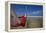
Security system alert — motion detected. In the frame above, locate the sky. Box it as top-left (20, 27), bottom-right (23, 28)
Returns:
top-left (11, 4), bottom-right (43, 16)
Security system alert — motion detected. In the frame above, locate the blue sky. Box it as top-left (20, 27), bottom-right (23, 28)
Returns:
top-left (11, 4), bottom-right (43, 16)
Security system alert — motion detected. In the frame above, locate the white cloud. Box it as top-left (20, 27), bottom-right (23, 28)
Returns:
top-left (32, 11), bottom-right (41, 15)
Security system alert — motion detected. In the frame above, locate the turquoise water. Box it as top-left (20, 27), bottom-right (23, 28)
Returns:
top-left (26, 17), bottom-right (43, 28)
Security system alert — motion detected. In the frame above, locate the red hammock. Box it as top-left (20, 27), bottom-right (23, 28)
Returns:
top-left (20, 16), bottom-right (26, 27)
top-left (11, 16), bottom-right (26, 27)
